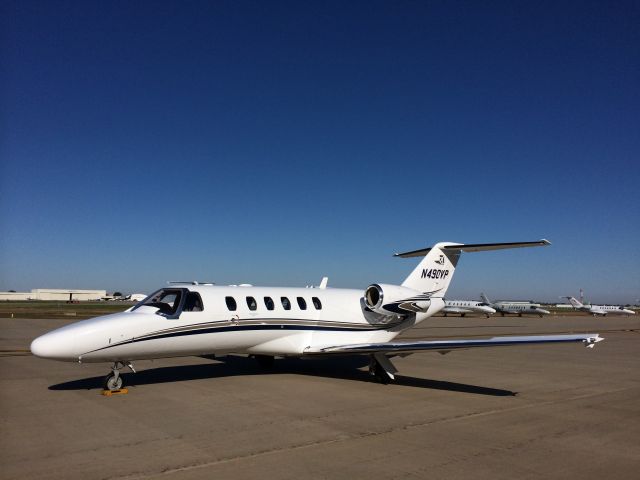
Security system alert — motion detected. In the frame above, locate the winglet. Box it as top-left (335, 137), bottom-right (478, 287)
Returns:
top-left (319, 277), bottom-right (328, 289)
top-left (584, 335), bottom-right (604, 348)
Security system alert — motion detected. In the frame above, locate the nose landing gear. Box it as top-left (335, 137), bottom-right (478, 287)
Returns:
top-left (104, 361), bottom-right (136, 391)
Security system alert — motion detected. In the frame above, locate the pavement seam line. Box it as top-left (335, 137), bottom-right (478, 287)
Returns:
top-left (114, 385), bottom-right (636, 480)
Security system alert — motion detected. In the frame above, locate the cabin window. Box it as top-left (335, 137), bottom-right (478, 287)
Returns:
top-left (264, 297), bottom-right (275, 310)
top-left (246, 296), bottom-right (257, 311)
top-left (312, 297), bottom-right (322, 310)
top-left (183, 292), bottom-right (203, 312)
top-left (281, 297), bottom-right (291, 310)
top-left (225, 296), bottom-right (237, 311)
top-left (297, 297), bottom-right (307, 310)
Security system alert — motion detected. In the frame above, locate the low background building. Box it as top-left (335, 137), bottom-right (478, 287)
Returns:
top-left (0, 289), bottom-right (106, 301)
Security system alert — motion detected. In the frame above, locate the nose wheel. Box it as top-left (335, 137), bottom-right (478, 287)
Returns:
top-left (104, 372), bottom-right (123, 391)
top-left (103, 361), bottom-right (135, 391)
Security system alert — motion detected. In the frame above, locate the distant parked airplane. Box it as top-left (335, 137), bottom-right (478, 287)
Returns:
top-left (443, 300), bottom-right (495, 317)
top-left (126, 293), bottom-right (147, 302)
top-left (480, 293), bottom-right (550, 317)
top-left (564, 297), bottom-right (636, 316)
top-left (31, 239), bottom-right (602, 391)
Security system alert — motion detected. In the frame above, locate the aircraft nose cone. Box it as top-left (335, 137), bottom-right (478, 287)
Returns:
top-left (30, 332), bottom-right (76, 361)
top-left (30, 334), bottom-right (51, 358)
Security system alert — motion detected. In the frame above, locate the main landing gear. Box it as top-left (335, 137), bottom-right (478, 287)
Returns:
top-left (104, 361), bottom-right (136, 391)
top-left (369, 353), bottom-right (398, 385)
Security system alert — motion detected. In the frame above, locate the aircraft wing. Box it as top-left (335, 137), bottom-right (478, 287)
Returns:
top-left (306, 334), bottom-right (603, 355)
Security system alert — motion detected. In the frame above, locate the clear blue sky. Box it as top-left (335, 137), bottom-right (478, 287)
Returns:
top-left (1, 1), bottom-right (638, 303)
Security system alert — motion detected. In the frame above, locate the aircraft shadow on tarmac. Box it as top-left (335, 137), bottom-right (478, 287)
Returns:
top-left (49, 355), bottom-right (517, 397)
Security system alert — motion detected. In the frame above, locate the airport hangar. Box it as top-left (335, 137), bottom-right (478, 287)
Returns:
top-left (0, 289), bottom-right (106, 301)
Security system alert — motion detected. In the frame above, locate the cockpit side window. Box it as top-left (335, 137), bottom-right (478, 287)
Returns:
top-left (183, 292), bottom-right (204, 312)
top-left (135, 288), bottom-right (184, 316)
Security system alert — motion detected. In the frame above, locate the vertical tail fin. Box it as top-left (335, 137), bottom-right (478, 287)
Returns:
top-left (565, 296), bottom-right (584, 308)
top-left (480, 293), bottom-right (491, 304)
top-left (397, 243), bottom-right (462, 297)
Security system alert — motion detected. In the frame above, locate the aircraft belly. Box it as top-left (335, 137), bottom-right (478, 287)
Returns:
top-left (306, 329), bottom-right (396, 353)
top-left (245, 332), bottom-right (311, 355)
top-left (443, 307), bottom-right (470, 314)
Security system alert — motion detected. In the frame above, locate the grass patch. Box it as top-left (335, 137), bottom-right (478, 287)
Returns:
top-left (0, 301), bottom-right (132, 319)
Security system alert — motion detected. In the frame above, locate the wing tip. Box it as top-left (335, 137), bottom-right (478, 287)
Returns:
top-left (584, 334), bottom-right (604, 348)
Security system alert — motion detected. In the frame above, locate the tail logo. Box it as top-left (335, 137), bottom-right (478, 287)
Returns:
top-left (435, 255), bottom-right (446, 265)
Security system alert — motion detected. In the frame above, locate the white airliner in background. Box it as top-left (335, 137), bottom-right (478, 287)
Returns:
top-left (442, 300), bottom-right (495, 317)
top-left (480, 293), bottom-right (550, 317)
top-left (31, 240), bottom-right (602, 391)
top-left (564, 296), bottom-right (636, 316)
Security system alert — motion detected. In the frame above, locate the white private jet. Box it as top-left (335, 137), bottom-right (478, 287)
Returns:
top-left (480, 293), bottom-right (551, 317)
top-left (31, 240), bottom-right (603, 391)
top-left (442, 300), bottom-right (496, 317)
top-left (126, 293), bottom-right (147, 302)
top-left (564, 296), bottom-right (636, 316)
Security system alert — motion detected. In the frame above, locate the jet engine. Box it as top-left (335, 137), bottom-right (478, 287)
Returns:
top-left (364, 283), bottom-right (431, 315)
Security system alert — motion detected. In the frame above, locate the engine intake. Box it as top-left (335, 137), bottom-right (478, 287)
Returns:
top-left (364, 283), bottom-right (431, 315)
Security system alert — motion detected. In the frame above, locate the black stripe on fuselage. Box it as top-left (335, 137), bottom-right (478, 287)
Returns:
top-left (83, 320), bottom-right (398, 355)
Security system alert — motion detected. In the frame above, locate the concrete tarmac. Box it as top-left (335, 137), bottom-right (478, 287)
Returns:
top-left (1, 315), bottom-right (639, 479)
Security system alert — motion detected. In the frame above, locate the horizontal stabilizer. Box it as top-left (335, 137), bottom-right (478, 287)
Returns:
top-left (307, 333), bottom-right (603, 355)
top-left (395, 240), bottom-right (551, 258)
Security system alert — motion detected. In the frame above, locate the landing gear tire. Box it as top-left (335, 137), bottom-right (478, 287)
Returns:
top-left (103, 361), bottom-right (135, 391)
top-left (104, 372), bottom-right (123, 391)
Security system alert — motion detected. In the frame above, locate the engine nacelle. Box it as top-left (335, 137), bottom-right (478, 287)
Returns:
top-left (364, 283), bottom-right (431, 315)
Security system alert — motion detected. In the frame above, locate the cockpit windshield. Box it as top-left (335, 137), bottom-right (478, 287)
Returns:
top-left (134, 288), bottom-right (184, 316)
